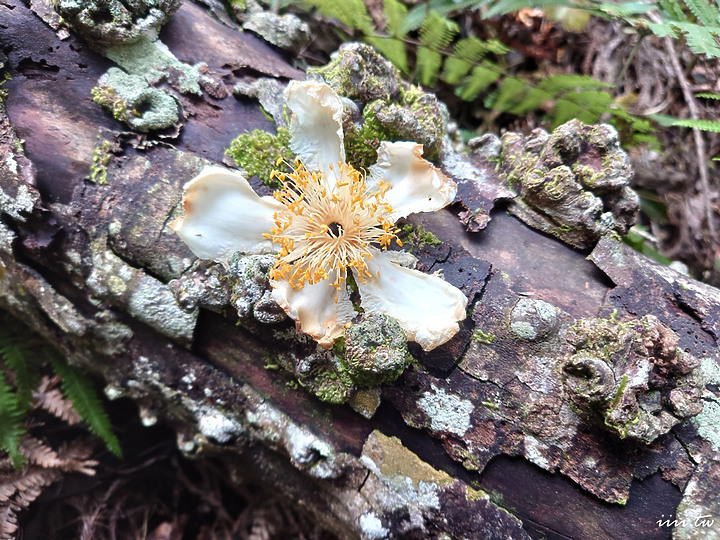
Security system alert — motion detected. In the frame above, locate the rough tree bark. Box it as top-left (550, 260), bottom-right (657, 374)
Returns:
top-left (1, 2), bottom-right (720, 539)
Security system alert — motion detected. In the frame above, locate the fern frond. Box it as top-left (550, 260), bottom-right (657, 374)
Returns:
top-left (647, 21), bottom-right (678, 37)
top-left (674, 22), bottom-right (720, 58)
top-left (551, 90), bottom-right (614, 125)
top-left (416, 46), bottom-right (444, 86)
top-left (659, 0), bottom-right (687, 21)
top-left (442, 38), bottom-right (488, 84)
top-left (383, 0), bottom-right (409, 37)
top-left (538, 74), bottom-right (612, 93)
top-left (418, 12), bottom-right (459, 50)
top-left (0, 506), bottom-right (18, 540)
top-left (0, 371), bottom-right (25, 469)
top-left (457, 63), bottom-right (501, 100)
top-left (650, 114), bottom-right (720, 132)
top-left (20, 436), bottom-right (63, 468)
top-left (683, 0), bottom-right (720, 27)
top-left (485, 76), bottom-right (528, 111)
top-left (365, 36), bottom-right (410, 72)
top-left (0, 343), bottom-right (34, 410)
top-left (402, 0), bottom-right (485, 33)
top-left (51, 359), bottom-right (122, 458)
top-left (33, 376), bottom-right (82, 424)
top-left (695, 92), bottom-right (720, 99)
top-left (302, 0), bottom-right (373, 33)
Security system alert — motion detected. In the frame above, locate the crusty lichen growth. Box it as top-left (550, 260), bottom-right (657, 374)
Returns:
top-left (92, 67), bottom-right (179, 132)
top-left (310, 43), bottom-right (450, 163)
top-left (56, 0), bottom-right (181, 46)
top-left (344, 313), bottom-right (410, 387)
top-left (499, 119), bottom-right (639, 249)
top-left (562, 314), bottom-right (702, 442)
top-left (225, 128), bottom-right (294, 188)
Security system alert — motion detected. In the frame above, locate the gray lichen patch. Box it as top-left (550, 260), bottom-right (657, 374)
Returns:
top-left (509, 297), bottom-right (559, 341)
top-left (105, 38), bottom-right (205, 96)
top-left (233, 78), bottom-right (288, 127)
top-left (692, 356), bottom-right (720, 451)
top-left (345, 313), bottom-right (410, 387)
top-left (92, 67), bottom-right (179, 132)
top-left (418, 384), bottom-right (474, 437)
top-left (87, 239), bottom-right (197, 343)
top-left (229, 254), bottom-right (287, 324)
top-left (562, 314), bottom-right (702, 443)
top-left (245, 400), bottom-right (341, 479)
top-left (56, 0), bottom-right (181, 46)
top-left (499, 119), bottom-right (639, 249)
top-left (243, 11), bottom-right (311, 54)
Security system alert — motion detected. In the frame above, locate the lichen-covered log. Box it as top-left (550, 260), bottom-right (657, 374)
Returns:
top-left (1, 3), bottom-right (720, 539)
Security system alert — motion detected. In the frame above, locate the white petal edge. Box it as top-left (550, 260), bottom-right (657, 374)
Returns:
top-left (369, 141), bottom-right (457, 219)
top-left (270, 273), bottom-right (355, 348)
top-left (174, 166), bottom-right (283, 262)
top-left (284, 80), bottom-right (345, 189)
top-left (356, 249), bottom-right (467, 351)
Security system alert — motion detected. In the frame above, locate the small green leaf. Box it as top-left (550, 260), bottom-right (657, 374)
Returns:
top-left (51, 358), bottom-right (122, 458)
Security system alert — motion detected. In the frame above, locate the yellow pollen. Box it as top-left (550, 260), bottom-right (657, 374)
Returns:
top-left (268, 161), bottom-right (400, 290)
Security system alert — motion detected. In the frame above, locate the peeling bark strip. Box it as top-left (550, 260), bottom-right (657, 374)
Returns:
top-left (1, 2), bottom-right (719, 539)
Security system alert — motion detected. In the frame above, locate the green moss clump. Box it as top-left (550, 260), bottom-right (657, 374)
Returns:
top-left (91, 85), bottom-right (130, 122)
top-left (398, 223), bottom-right (441, 251)
top-left (344, 107), bottom-right (399, 170)
top-left (225, 128), bottom-right (294, 188)
top-left (472, 328), bottom-right (495, 344)
top-left (89, 139), bottom-right (114, 185)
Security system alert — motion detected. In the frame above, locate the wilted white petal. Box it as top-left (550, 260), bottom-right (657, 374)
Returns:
top-left (285, 80), bottom-right (345, 188)
top-left (369, 142), bottom-right (456, 219)
top-left (271, 273), bottom-right (355, 348)
top-left (356, 249), bottom-right (467, 351)
top-left (174, 166), bottom-right (283, 261)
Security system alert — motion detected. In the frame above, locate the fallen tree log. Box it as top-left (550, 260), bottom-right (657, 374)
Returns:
top-left (1, 2), bottom-right (719, 539)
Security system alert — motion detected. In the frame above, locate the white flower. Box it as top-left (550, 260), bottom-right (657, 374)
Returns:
top-left (175, 80), bottom-right (467, 351)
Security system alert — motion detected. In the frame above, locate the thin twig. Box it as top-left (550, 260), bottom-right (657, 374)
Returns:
top-left (649, 12), bottom-right (715, 237)
top-left (613, 32), bottom-right (646, 89)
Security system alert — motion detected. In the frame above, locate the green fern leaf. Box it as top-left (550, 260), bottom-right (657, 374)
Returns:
top-left (442, 38), bottom-right (507, 84)
top-left (674, 22), bottom-right (720, 58)
top-left (659, 0), bottom-right (688, 21)
top-left (683, 0), bottom-right (720, 27)
top-left (402, 0), bottom-right (486, 33)
top-left (365, 36), bottom-right (410, 72)
top-left (0, 343), bottom-right (35, 409)
top-left (417, 46), bottom-right (444, 86)
top-left (302, 0), bottom-right (373, 33)
top-left (538, 74), bottom-right (612, 93)
top-left (51, 359), bottom-right (122, 457)
top-left (598, 2), bottom-right (656, 17)
top-left (0, 371), bottom-right (25, 469)
top-left (647, 21), bottom-right (678, 37)
top-left (650, 114), bottom-right (720, 133)
top-left (485, 76), bottom-right (527, 111)
top-left (418, 12), bottom-right (459, 50)
top-left (551, 91), bottom-right (613, 126)
top-left (457, 63), bottom-right (501, 100)
top-left (383, 0), bottom-right (409, 37)
top-left (696, 92), bottom-right (720, 99)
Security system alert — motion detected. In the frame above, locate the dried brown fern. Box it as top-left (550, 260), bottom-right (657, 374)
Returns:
top-left (0, 378), bottom-right (100, 539)
top-left (33, 376), bottom-right (82, 425)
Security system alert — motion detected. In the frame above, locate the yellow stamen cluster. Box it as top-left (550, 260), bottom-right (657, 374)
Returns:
top-left (268, 159), bottom-right (401, 290)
